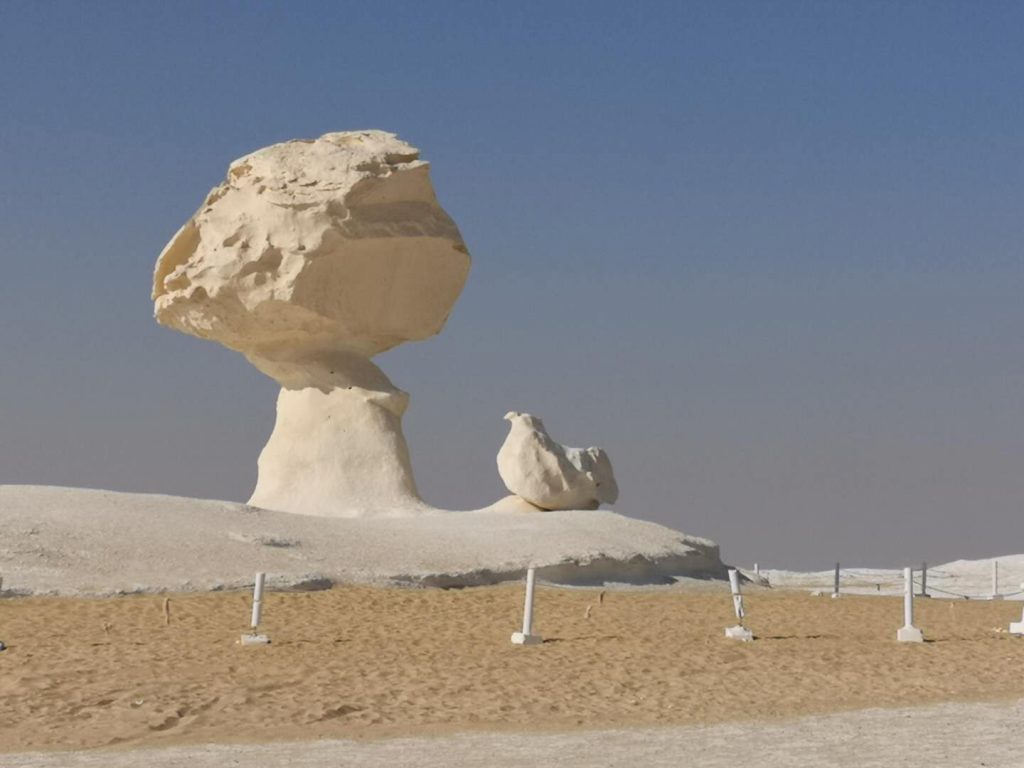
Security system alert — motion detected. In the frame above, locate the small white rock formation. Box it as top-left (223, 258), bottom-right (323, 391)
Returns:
top-left (152, 131), bottom-right (470, 517)
top-left (497, 412), bottom-right (619, 511)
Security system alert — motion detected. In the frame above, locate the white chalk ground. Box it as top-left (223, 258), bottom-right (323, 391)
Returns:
top-left (4, 485), bottom-right (1023, 599)
top-left (0, 485), bottom-right (724, 595)
top-left (5, 698), bottom-right (1023, 768)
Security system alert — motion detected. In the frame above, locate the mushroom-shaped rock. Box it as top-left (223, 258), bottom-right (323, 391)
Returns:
top-left (497, 412), bottom-right (619, 511)
top-left (152, 131), bottom-right (470, 517)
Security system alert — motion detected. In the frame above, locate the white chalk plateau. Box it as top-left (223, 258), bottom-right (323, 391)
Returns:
top-left (0, 485), bottom-right (726, 596)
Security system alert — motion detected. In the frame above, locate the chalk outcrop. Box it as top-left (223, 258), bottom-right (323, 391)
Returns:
top-left (0, 485), bottom-right (728, 594)
top-left (152, 131), bottom-right (470, 517)
top-left (497, 412), bottom-right (619, 510)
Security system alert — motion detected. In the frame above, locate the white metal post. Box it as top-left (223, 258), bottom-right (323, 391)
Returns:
top-left (251, 571), bottom-right (265, 628)
top-left (904, 568), bottom-right (913, 627)
top-left (522, 567), bottom-right (536, 635)
top-left (725, 568), bottom-right (753, 641)
top-left (240, 571), bottom-right (271, 646)
top-left (729, 568), bottom-right (744, 619)
top-left (897, 566), bottom-right (923, 642)
top-left (511, 567), bottom-right (543, 645)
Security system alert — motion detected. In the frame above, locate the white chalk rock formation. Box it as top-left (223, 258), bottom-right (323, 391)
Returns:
top-left (152, 131), bottom-right (470, 517)
top-left (0, 485), bottom-right (728, 593)
top-left (497, 412), bottom-right (619, 511)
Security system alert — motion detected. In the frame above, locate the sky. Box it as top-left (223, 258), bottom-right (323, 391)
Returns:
top-left (1, 1), bottom-right (1021, 570)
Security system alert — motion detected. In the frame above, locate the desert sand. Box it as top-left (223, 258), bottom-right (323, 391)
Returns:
top-left (2, 584), bottom-right (1023, 755)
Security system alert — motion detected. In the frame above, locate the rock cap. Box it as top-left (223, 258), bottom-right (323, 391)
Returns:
top-left (153, 130), bottom-right (470, 363)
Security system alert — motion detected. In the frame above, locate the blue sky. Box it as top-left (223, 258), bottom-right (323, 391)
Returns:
top-left (1, 1), bottom-right (1022, 568)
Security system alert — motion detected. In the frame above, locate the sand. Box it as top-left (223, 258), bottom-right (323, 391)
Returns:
top-left (2, 585), bottom-right (1023, 755)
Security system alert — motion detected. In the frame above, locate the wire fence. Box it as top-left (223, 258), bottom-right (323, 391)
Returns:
top-left (912, 580), bottom-right (1024, 600)
top-left (757, 564), bottom-right (1024, 601)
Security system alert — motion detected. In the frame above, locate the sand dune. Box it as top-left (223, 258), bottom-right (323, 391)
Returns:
top-left (2, 585), bottom-right (1023, 754)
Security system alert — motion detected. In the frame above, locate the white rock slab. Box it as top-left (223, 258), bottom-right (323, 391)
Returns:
top-left (0, 485), bottom-right (725, 596)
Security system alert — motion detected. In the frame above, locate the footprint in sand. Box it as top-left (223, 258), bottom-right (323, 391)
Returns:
top-left (314, 703), bottom-right (362, 721)
top-left (148, 706), bottom-right (189, 732)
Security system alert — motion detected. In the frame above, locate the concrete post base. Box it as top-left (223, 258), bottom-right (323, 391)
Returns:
top-left (897, 626), bottom-right (924, 643)
top-left (1008, 621), bottom-right (1024, 636)
top-left (510, 632), bottom-right (543, 645)
top-left (240, 633), bottom-right (271, 646)
top-left (725, 625), bottom-right (753, 642)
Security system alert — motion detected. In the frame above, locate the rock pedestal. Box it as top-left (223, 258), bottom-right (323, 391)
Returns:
top-left (247, 353), bottom-right (424, 517)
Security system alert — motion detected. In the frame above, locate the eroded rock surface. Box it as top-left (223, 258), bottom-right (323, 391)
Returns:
top-left (497, 412), bottom-right (619, 511)
top-left (152, 131), bottom-right (469, 517)
top-left (0, 485), bottom-right (728, 594)
top-left (153, 130), bottom-right (470, 369)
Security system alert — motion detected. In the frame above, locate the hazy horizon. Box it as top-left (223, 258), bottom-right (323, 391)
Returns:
top-left (2, 2), bottom-right (1022, 570)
